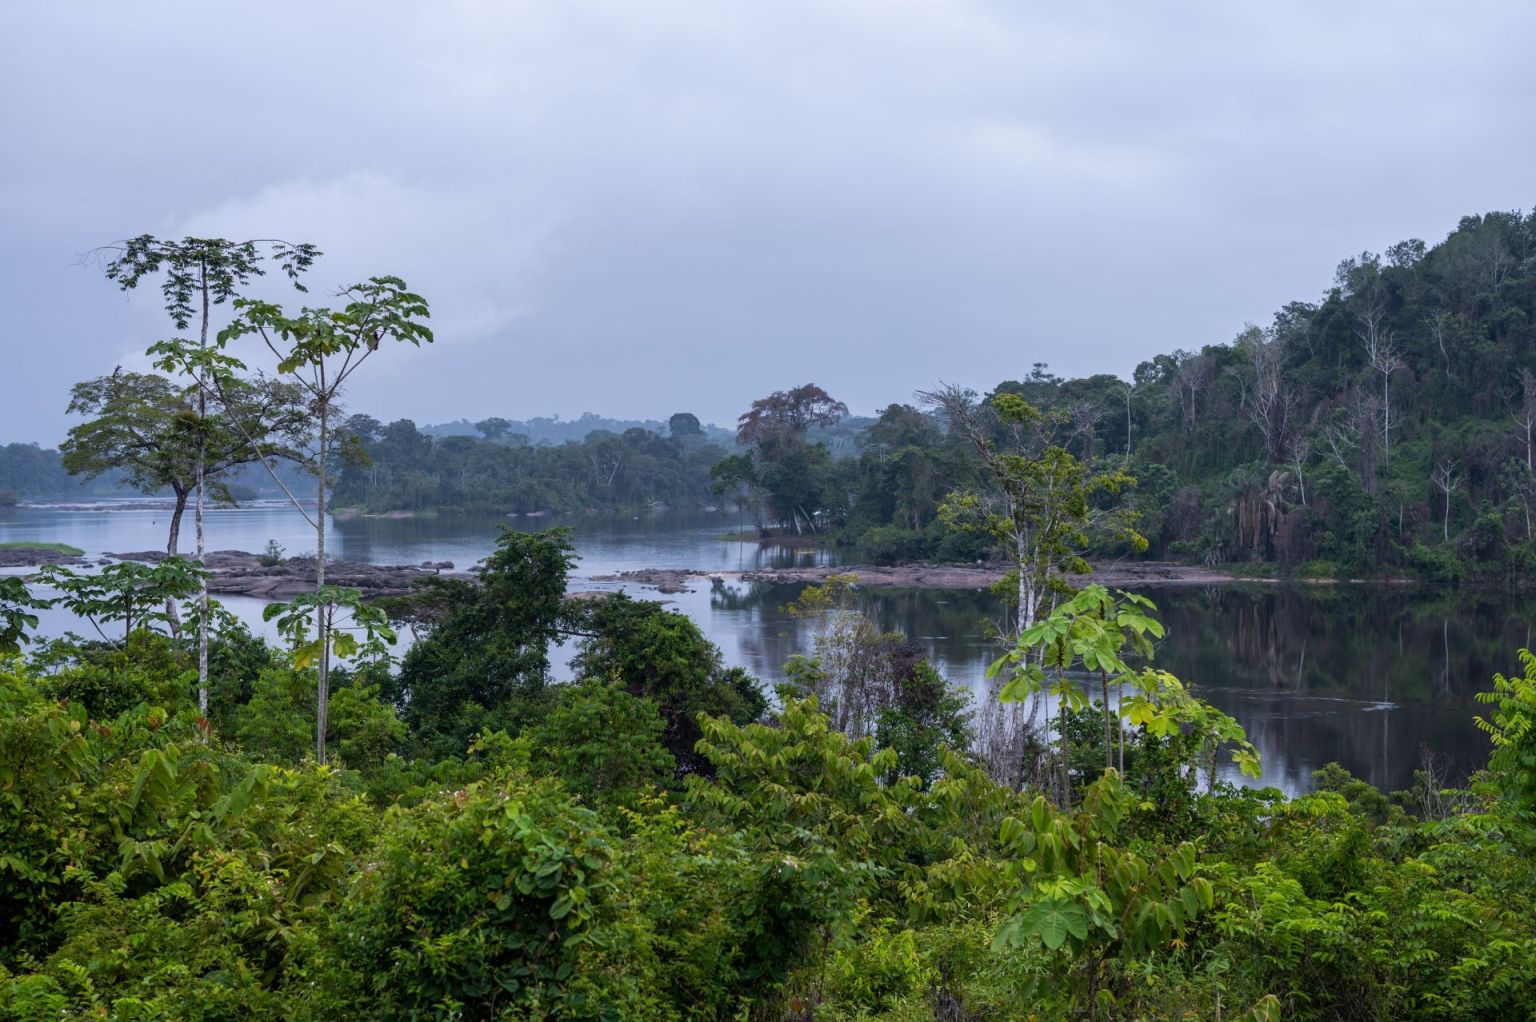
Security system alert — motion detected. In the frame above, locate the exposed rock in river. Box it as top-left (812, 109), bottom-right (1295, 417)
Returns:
top-left (588, 568), bottom-right (697, 593)
top-left (105, 550), bottom-right (466, 599)
top-left (0, 547), bottom-right (87, 567)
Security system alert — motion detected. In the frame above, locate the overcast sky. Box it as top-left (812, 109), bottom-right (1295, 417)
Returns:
top-left (3, 1), bottom-right (1532, 444)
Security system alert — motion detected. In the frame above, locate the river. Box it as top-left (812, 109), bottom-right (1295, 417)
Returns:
top-left (3, 500), bottom-right (1515, 794)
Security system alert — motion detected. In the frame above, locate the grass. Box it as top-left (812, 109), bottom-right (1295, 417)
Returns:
top-left (0, 541), bottom-right (85, 555)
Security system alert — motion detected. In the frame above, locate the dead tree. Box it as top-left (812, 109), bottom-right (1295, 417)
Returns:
top-left (1424, 309), bottom-right (1454, 379)
top-left (1515, 368), bottom-right (1536, 471)
top-left (1286, 435), bottom-right (1312, 507)
top-left (1368, 340), bottom-right (1406, 469)
top-left (1235, 324), bottom-right (1293, 462)
top-left (1431, 460), bottom-right (1460, 542)
top-left (1175, 352), bottom-right (1215, 434)
top-left (1066, 399), bottom-right (1101, 461)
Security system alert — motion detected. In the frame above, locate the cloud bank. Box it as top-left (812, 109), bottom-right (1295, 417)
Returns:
top-left (3, 1), bottom-right (1532, 441)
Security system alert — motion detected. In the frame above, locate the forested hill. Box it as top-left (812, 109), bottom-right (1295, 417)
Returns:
top-left (1079, 208), bottom-right (1536, 578)
top-left (808, 209), bottom-right (1536, 582)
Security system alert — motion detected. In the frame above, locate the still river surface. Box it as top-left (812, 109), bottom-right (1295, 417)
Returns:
top-left (4, 501), bottom-right (1524, 795)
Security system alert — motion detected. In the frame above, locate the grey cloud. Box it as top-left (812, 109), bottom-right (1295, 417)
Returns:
top-left (3, 0), bottom-right (1533, 442)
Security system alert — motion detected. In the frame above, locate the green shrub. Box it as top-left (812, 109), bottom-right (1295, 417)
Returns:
top-left (1408, 542), bottom-right (1463, 584)
top-left (529, 681), bottom-right (674, 807)
top-left (308, 771), bottom-right (653, 1020)
top-left (824, 919), bottom-right (934, 1014)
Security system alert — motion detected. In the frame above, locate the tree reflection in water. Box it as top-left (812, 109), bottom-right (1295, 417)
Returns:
top-left (702, 580), bottom-right (1522, 793)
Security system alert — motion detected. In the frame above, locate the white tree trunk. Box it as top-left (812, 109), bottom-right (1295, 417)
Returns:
top-left (315, 400), bottom-right (330, 765)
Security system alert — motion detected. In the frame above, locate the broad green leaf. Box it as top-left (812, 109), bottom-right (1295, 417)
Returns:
top-left (1020, 898), bottom-right (1090, 950)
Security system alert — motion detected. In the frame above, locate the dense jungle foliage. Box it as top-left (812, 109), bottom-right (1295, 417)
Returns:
top-left (764, 210), bottom-right (1536, 582)
top-left (3, 526), bottom-right (1536, 1021)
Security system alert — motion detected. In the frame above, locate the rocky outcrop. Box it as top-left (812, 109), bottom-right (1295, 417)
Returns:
top-left (0, 547), bottom-right (86, 567)
top-left (105, 550), bottom-right (464, 599)
top-left (587, 568), bottom-right (701, 593)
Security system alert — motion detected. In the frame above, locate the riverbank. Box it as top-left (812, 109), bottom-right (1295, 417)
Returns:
top-left (590, 560), bottom-right (1246, 593)
top-left (0, 542), bottom-right (86, 567)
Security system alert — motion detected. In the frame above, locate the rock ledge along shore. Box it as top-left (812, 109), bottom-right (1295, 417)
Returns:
top-left (589, 560), bottom-right (1241, 594)
top-left (104, 550), bottom-right (465, 599)
top-left (0, 546), bottom-right (88, 568)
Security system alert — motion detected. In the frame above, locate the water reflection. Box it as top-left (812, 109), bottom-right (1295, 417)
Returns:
top-left (688, 580), bottom-right (1511, 795)
top-left (335, 510), bottom-right (840, 576)
top-left (1150, 585), bottom-right (1515, 793)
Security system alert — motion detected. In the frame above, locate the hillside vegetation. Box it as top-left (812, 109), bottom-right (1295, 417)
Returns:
top-left (783, 210), bottom-right (1536, 582)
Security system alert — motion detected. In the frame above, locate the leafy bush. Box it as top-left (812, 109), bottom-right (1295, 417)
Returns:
top-left (529, 681), bottom-right (674, 807)
top-left (1477, 648), bottom-right (1536, 819)
top-left (1409, 542), bottom-right (1463, 585)
top-left (309, 771), bottom-right (652, 1020)
top-left (258, 539), bottom-right (285, 567)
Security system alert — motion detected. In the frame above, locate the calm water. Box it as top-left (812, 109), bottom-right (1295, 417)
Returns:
top-left (3, 501), bottom-right (1515, 794)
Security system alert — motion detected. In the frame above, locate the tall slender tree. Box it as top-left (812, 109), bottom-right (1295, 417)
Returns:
top-left (922, 384), bottom-right (1145, 786)
top-left (213, 275), bottom-right (433, 763)
top-left (90, 237), bottom-right (320, 713)
top-left (1431, 460), bottom-right (1460, 542)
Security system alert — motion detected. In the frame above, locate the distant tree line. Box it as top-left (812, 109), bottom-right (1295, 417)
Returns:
top-left (425, 411), bottom-right (740, 447)
top-left (330, 414), bottom-right (732, 513)
top-left (0, 443), bottom-right (133, 499)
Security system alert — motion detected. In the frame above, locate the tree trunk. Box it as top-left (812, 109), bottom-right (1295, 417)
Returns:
top-left (196, 275), bottom-right (210, 719)
top-left (165, 487), bottom-right (188, 637)
top-left (1117, 684), bottom-right (1125, 774)
top-left (1058, 679), bottom-right (1070, 808)
top-left (1015, 533), bottom-right (1036, 637)
top-left (167, 489), bottom-right (186, 556)
top-left (1382, 374), bottom-right (1391, 469)
top-left (316, 399), bottom-right (330, 765)
top-left (1016, 532), bottom-right (1047, 735)
top-left (1102, 670), bottom-right (1112, 772)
